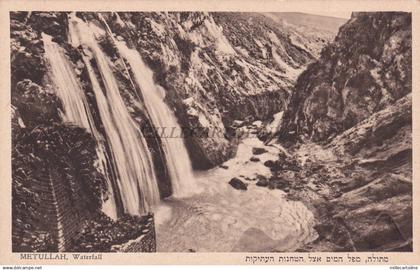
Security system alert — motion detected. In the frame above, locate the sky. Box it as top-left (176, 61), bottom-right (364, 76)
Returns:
top-left (309, 11), bottom-right (352, 19)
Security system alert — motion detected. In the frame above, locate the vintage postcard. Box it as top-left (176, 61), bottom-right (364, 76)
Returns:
top-left (0, 0), bottom-right (419, 266)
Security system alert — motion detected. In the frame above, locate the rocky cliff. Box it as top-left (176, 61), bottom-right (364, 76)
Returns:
top-left (280, 12), bottom-right (411, 142)
top-left (298, 95), bottom-right (412, 251)
top-left (11, 12), bottom-right (107, 251)
top-left (261, 12), bottom-right (412, 251)
top-left (255, 93), bottom-right (412, 251)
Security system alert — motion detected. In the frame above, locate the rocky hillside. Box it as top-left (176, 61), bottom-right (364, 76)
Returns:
top-left (257, 11), bottom-right (412, 251)
top-left (280, 12), bottom-right (411, 142)
top-left (103, 12), bottom-right (332, 168)
top-left (296, 95), bottom-right (412, 251)
top-left (244, 93), bottom-right (411, 251)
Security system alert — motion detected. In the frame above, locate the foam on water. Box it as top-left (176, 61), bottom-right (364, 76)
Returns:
top-left (156, 138), bottom-right (318, 252)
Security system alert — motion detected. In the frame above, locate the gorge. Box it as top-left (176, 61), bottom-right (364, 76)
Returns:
top-left (11, 11), bottom-right (412, 252)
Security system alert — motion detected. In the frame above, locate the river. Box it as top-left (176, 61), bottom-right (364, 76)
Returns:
top-left (155, 137), bottom-right (318, 252)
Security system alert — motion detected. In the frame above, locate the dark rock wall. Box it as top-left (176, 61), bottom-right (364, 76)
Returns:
top-left (280, 12), bottom-right (411, 142)
top-left (12, 122), bottom-right (104, 252)
top-left (312, 95), bottom-right (412, 251)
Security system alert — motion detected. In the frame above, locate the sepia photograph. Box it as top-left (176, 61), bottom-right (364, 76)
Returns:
top-left (1, 0), bottom-right (418, 266)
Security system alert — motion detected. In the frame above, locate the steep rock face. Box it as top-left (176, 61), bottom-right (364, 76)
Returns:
top-left (263, 95), bottom-right (412, 251)
top-left (329, 94), bottom-right (411, 157)
top-left (280, 12), bottom-right (411, 142)
top-left (12, 122), bottom-right (106, 251)
top-left (314, 95), bottom-right (412, 251)
top-left (263, 12), bottom-right (412, 251)
top-left (103, 12), bottom-right (329, 168)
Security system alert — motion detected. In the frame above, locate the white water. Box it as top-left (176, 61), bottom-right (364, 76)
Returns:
top-left (68, 14), bottom-right (160, 216)
top-left (96, 13), bottom-right (197, 197)
top-left (156, 137), bottom-right (318, 252)
top-left (42, 33), bottom-right (118, 219)
top-left (111, 38), bottom-right (198, 198)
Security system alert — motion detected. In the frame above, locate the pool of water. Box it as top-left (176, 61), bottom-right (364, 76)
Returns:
top-left (155, 138), bottom-right (318, 252)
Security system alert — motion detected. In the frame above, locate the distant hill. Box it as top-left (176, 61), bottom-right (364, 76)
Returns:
top-left (264, 12), bottom-right (348, 35)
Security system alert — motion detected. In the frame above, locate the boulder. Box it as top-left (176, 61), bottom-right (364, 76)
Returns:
top-left (252, 147), bottom-right (268, 155)
top-left (256, 178), bottom-right (269, 187)
top-left (263, 160), bottom-right (284, 171)
top-left (229, 177), bottom-right (248, 190)
top-left (250, 156), bottom-right (260, 162)
top-left (263, 160), bottom-right (276, 168)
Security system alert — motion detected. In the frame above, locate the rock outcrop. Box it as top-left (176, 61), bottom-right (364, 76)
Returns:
top-left (267, 12), bottom-right (412, 252)
top-left (280, 12), bottom-right (411, 142)
top-left (12, 122), bottom-right (106, 251)
top-left (310, 95), bottom-right (412, 251)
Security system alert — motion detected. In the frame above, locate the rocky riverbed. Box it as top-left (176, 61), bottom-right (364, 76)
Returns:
top-left (155, 125), bottom-right (318, 252)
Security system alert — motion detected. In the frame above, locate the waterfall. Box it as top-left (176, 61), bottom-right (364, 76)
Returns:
top-left (42, 33), bottom-right (118, 219)
top-left (42, 33), bottom-right (93, 128)
top-left (114, 41), bottom-right (197, 197)
top-left (67, 14), bottom-right (160, 216)
top-left (99, 15), bottom-right (197, 197)
top-left (44, 11), bottom-right (197, 219)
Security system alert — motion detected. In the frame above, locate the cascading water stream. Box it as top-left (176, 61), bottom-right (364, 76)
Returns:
top-left (91, 13), bottom-right (197, 197)
top-left (68, 14), bottom-right (160, 216)
top-left (102, 25), bottom-right (197, 197)
top-left (42, 33), bottom-right (118, 219)
top-left (42, 34), bottom-right (93, 128)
